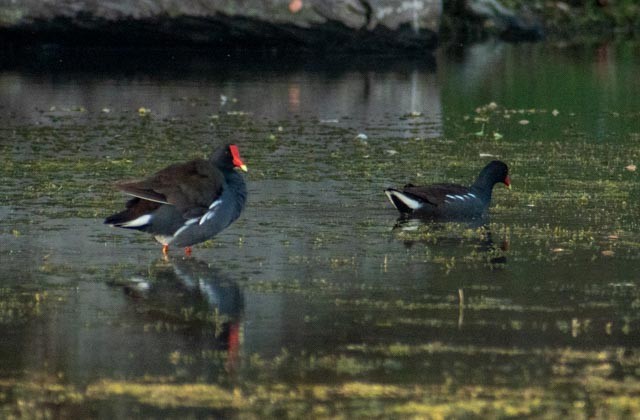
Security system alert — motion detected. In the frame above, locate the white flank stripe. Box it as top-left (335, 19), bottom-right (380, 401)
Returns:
top-left (199, 209), bottom-right (218, 225)
top-left (173, 218), bottom-right (199, 238)
top-left (447, 193), bottom-right (476, 203)
top-left (120, 214), bottom-right (152, 227)
top-left (209, 198), bottom-right (223, 209)
top-left (173, 225), bottom-right (190, 238)
top-left (195, 198), bottom-right (223, 225)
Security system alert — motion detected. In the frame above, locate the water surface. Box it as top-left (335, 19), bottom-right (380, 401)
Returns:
top-left (1, 42), bottom-right (640, 417)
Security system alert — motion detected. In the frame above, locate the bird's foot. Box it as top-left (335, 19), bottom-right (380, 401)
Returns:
top-left (184, 246), bottom-right (192, 257)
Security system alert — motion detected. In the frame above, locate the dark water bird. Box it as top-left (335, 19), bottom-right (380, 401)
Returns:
top-left (105, 144), bottom-right (248, 255)
top-left (385, 160), bottom-right (510, 219)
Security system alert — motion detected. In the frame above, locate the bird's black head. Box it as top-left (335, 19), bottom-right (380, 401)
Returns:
top-left (211, 144), bottom-right (248, 172)
top-left (478, 160), bottom-right (510, 189)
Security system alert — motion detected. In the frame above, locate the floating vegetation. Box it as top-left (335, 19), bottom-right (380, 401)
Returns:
top-left (1, 368), bottom-right (640, 418)
top-left (86, 380), bottom-right (236, 409)
top-left (2, 42), bottom-right (640, 418)
top-left (0, 289), bottom-right (47, 325)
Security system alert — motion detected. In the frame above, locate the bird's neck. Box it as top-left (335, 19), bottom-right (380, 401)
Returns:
top-left (470, 176), bottom-right (495, 202)
top-left (224, 170), bottom-right (247, 205)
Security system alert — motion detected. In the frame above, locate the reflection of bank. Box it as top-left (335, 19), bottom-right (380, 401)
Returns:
top-left (120, 258), bottom-right (244, 371)
top-left (0, 54), bottom-right (442, 139)
top-left (308, 65), bottom-right (443, 140)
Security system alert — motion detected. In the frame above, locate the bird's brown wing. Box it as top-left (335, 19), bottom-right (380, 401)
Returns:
top-left (115, 159), bottom-right (224, 218)
top-left (402, 183), bottom-right (470, 207)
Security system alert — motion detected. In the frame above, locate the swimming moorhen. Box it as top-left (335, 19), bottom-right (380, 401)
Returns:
top-left (105, 144), bottom-right (248, 255)
top-left (385, 160), bottom-right (510, 218)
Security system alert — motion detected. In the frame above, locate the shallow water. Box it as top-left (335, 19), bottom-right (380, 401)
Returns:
top-left (1, 42), bottom-right (640, 417)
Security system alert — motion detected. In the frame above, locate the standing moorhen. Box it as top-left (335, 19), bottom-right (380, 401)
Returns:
top-left (105, 144), bottom-right (248, 255)
top-left (385, 160), bottom-right (510, 218)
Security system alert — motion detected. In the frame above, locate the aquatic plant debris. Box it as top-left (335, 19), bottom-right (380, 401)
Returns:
top-left (2, 42), bottom-right (640, 418)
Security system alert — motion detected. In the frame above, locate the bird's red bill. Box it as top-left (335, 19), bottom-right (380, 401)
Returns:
top-left (229, 145), bottom-right (247, 171)
top-left (504, 175), bottom-right (511, 188)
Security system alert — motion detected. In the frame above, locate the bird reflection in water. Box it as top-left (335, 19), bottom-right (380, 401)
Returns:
top-left (116, 257), bottom-right (244, 372)
top-left (391, 217), bottom-right (509, 329)
top-left (391, 216), bottom-right (508, 267)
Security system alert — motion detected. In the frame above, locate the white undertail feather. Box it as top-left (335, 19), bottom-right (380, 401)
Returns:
top-left (385, 190), bottom-right (422, 211)
top-left (154, 235), bottom-right (173, 245)
top-left (119, 214), bottom-right (152, 227)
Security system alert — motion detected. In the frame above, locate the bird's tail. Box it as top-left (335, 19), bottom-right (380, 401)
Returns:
top-left (384, 188), bottom-right (422, 213)
top-left (105, 197), bottom-right (159, 229)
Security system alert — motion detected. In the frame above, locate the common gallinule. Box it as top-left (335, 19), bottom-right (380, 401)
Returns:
top-left (105, 144), bottom-right (248, 255)
top-left (385, 160), bottom-right (510, 218)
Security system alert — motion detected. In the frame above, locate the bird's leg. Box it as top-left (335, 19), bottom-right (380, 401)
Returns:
top-left (184, 246), bottom-right (192, 256)
top-left (162, 244), bottom-right (169, 256)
